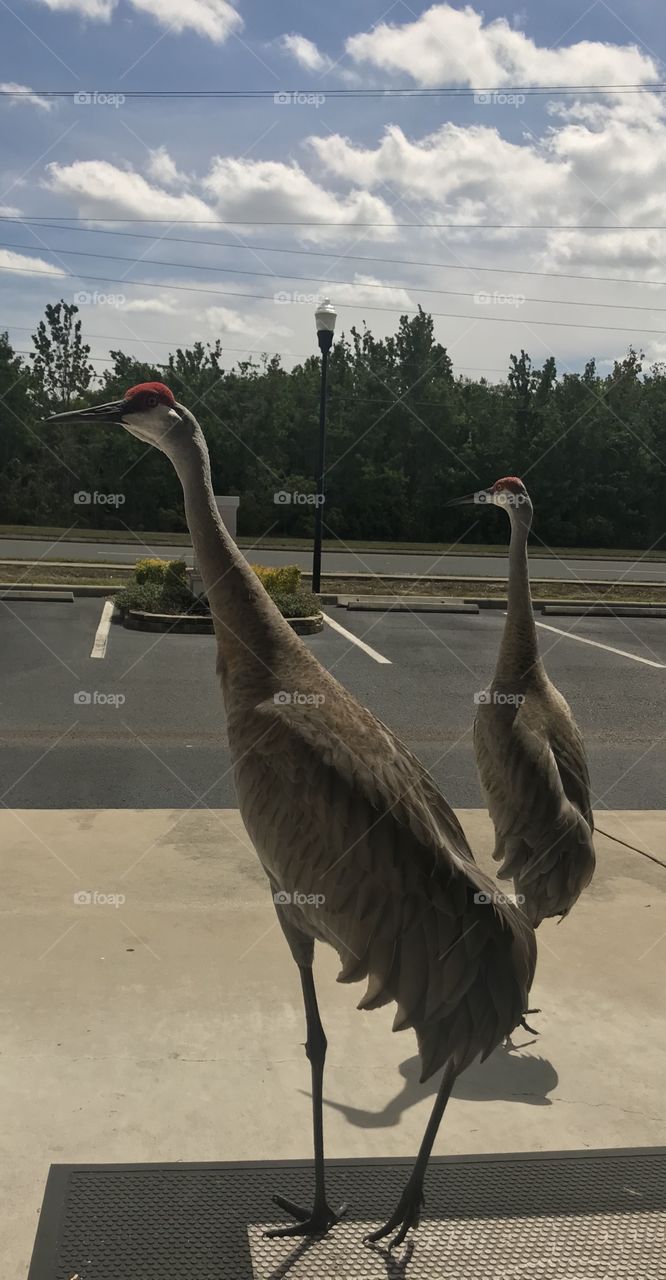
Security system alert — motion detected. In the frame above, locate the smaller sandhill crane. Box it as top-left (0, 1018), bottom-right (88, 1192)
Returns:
top-left (449, 477), bottom-right (595, 927)
top-left (47, 391), bottom-right (536, 1252)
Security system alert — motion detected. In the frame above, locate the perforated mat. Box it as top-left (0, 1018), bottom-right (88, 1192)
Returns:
top-left (28, 1148), bottom-right (666, 1279)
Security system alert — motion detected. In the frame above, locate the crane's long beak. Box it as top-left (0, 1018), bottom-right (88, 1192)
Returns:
top-left (43, 399), bottom-right (127, 426)
top-left (446, 490), bottom-right (488, 507)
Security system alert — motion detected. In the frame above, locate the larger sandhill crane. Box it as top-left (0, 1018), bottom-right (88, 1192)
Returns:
top-left (48, 386), bottom-right (536, 1252)
top-left (449, 476), bottom-right (595, 927)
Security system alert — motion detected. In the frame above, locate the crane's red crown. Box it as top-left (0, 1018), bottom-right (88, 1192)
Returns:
top-left (490, 476), bottom-right (526, 494)
top-left (124, 382), bottom-right (175, 406)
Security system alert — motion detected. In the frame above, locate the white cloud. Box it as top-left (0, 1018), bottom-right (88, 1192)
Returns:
top-left (33, 0), bottom-right (241, 40)
top-left (203, 156), bottom-right (397, 242)
top-left (128, 0), bottom-right (241, 42)
top-left (146, 146), bottom-right (188, 190)
top-left (0, 83), bottom-right (54, 112)
top-left (0, 249), bottom-right (66, 275)
top-left (280, 33), bottom-right (329, 73)
top-left (34, 0), bottom-right (115, 17)
top-left (46, 159), bottom-right (214, 222)
top-left (123, 297), bottom-right (179, 314)
top-left (345, 3), bottom-right (658, 88)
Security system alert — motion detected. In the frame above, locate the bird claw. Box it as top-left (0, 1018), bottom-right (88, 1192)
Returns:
top-left (264, 1194), bottom-right (347, 1239)
top-left (363, 1190), bottom-right (424, 1252)
top-left (520, 1007), bottom-right (541, 1035)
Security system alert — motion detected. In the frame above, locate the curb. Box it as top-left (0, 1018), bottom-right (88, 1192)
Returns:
top-left (338, 595), bottom-right (479, 613)
top-left (121, 609), bottom-right (324, 635)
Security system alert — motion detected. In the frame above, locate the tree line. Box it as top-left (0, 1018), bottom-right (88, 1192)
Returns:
top-left (1, 299), bottom-right (664, 550)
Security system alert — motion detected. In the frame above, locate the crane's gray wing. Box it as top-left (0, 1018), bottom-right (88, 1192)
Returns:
top-left (474, 703), bottom-right (595, 924)
top-left (236, 696), bottom-right (535, 1079)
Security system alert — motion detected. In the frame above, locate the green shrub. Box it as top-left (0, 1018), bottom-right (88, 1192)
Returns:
top-left (116, 558), bottom-right (197, 615)
top-left (269, 587), bottom-right (321, 619)
top-left (251, 563), bottom-right (301, 596)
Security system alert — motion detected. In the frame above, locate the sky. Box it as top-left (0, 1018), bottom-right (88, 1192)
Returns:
top-left (1, 0), bottom-right (666, 381)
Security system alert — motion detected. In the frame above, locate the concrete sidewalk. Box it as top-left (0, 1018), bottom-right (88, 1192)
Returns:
top-left (2, 808), bottom-right (665, 1274)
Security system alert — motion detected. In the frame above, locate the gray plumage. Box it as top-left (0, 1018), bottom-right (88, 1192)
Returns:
top-left (454, 477), bottom-right (595, 927)
top-left (47, 390), bottom-right (536, 1247)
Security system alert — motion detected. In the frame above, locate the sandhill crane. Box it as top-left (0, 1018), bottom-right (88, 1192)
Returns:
top-left (48, 387), bottom-right (536, 1251)
top-left (449, 477), bottom-right (596, 927)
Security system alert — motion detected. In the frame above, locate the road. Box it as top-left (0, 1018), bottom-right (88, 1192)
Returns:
top-left (1, 537), bottom-right (665, 582)
top-left (1, 596), bottom-right (664, 808)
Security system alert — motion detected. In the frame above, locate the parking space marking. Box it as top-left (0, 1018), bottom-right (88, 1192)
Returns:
top-left (90, 600), bottom-right (115, 659)
top-left (321, 612), bottom-right (392, 664)
top-left (535, 620), bottom-right (666, 669)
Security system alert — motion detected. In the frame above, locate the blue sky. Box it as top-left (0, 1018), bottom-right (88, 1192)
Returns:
top-left (1, 0), bottom-right (666, 379)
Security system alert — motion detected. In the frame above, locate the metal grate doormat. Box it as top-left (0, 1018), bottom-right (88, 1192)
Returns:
top-left (28, 1148), bottom-right (666, 1280)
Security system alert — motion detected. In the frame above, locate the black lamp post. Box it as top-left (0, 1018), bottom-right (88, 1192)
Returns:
top-left (312, 297), bottom-right (336, 594)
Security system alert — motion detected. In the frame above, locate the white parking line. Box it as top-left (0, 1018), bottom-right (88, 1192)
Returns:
top-left (535, 620), bottom-right (666, 669)
top-left (321, 612), bottom-right (392, 664)
top-left (91, 600), bottom-right (115, 659)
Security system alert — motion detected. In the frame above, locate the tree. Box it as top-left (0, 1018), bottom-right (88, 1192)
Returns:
top-left (31, 301), bottom-right (96, 416)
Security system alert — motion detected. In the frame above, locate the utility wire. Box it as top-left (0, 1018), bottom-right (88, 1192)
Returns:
top-left (2, 84), bottom-right (666, 99)
top-left (4, 262), bottom-right (666, 334)
top-left (7, 216), bottom-right (666, 292)
top-left (4, 239), bottom-right (666, 315)
top-left (3, 215), bottom-right (666, 230)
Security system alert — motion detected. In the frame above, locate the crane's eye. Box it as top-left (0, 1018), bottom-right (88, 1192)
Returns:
top-left (147, 394), bottom-right (158, 408)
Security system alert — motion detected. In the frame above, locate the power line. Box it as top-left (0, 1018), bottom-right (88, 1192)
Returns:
top-left (3, 215), bottom-right (666, 230)
top-left (4, 238), bottom-right (666, 315)
top-left (7, 216), bottom-right (666, 292)
top-left (3, 262), bottom-right (665, 334)
top-left (2, 84), bottom-right (665, 99)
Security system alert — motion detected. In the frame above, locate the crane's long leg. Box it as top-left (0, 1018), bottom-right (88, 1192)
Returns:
top-left (365, 1058), bottom-right (457, 1252)
top-left (264, 964), bottom-right (346, 1239)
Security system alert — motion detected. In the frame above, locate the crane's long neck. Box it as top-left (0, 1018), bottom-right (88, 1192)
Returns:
top-left (494, 509), bottom-right (540, 685)
top-left (169, 424), bottom-right (297, 692)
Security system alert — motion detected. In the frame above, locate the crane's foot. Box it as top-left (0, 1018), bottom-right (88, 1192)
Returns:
top-left (520, 1007), bottom-right (541, 1035)
top-left (264, 1193), bottom-right (347, 1239)
top-left (364, 1186), bottom-right (424, 1252)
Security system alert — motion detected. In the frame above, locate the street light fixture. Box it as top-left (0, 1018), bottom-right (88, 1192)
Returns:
top-left (312, 298), bottom-right (336, 594)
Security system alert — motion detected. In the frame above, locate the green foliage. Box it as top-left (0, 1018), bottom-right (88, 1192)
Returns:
top-left (3, 300), bottom-right (665, 550)
top-left (251, 563), bottom-right (301, 594)
top-left (269, 588), bottom-right (321, 619)
top-left (116, 558), bottom-right (194, 614)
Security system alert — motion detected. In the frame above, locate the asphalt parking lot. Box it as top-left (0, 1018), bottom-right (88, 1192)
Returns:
top-left (1, 596), bottom-right (664, 809)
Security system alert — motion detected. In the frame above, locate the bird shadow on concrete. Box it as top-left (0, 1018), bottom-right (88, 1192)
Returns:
top-left (312, 1045), bottom-right (558, 1130)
